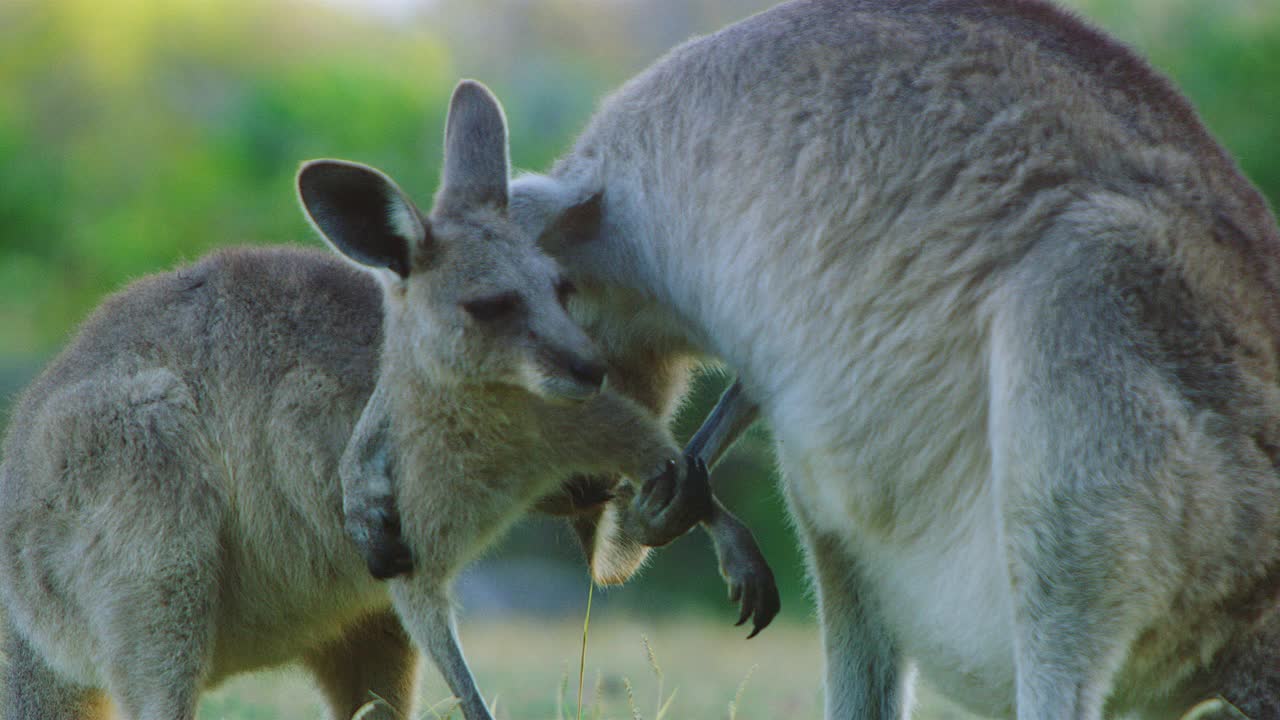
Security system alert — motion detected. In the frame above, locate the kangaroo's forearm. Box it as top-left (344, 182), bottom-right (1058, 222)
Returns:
top-left (605, 380), bottom-right (759, 550)
top-left (341, 383), bottom-right (397, 501)
top-left (684, 379), bottom-right (759, 472)
top-left (557, 390), bottom-right (679, 480)
top-left (700, 495), bottom-right (781, 636)
top-left (340, 381), bottom-right (414, 579)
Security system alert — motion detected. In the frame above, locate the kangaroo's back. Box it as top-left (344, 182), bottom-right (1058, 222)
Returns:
top-left (565, 0), bottom-right (1280, 421)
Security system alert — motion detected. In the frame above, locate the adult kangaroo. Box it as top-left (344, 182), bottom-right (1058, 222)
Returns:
top-left (351, 0), bottom-right (1280, 717)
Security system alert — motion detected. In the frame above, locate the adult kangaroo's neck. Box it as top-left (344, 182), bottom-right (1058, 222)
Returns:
top-left (551, 146), bottom-right (806, 418)
top-left (550, 85), bottom-right (855, 414)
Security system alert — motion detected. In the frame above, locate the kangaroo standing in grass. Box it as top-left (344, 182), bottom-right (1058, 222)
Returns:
top-left (0, 81), bottom-right (775, 720)
top-left (351, 0), bottom-right (1280, 717)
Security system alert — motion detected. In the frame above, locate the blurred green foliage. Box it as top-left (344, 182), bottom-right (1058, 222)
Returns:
top-left (1, 0), bottom-right (1278, 617)
top-left (2, 0), bottom-right (1277, 357)
top-left (0, 0), bottom-right (451, 354)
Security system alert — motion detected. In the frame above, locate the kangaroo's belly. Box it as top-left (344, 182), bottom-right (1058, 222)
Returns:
top-left (206, 460), bottom-right (391, 684)
top-left (207, 587), bottom-right (391, 686)
top-left (862, 507), bottom-right (1016, 717)
top-left (782, 436), bottom-right (1018, 717)
top-left (768, 298), bottom-right (1018, 716)
top-left (206, 553), bottom-right (391, 684)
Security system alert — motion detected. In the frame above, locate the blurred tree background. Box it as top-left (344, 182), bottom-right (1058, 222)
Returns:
top-left (1, 0), bottom-right (1279, 627)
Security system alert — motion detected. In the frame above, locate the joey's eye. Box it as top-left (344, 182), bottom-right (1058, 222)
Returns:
top-left (462, 292), bottom-right (520, 322)
top-left (555, 278), bottom-right (577, 306)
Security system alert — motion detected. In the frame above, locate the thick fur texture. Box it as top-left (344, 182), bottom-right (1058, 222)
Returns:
top-left (492, 0), bottom-right (1280, 717)
top-left (0, 83), bottom-right (694, 720)
top-left (0, 247), bottom-right (410, 719)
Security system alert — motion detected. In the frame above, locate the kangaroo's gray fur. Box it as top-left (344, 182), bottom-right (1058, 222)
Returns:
top-left (354, 0), bottom-right (1280, 717)
top-left (0, 81), bottom-right (709, 720)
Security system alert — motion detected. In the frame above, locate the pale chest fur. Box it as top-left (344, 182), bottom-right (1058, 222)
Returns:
top-left (687, 201), bottom-right (1021, 712)
top-left (768, 281), bottom-right (1018, 716)
top-left (388, 385), bottom-right (574, 575)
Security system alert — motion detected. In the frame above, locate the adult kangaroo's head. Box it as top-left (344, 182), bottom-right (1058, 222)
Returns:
top-left (298, 80), bottom-right (606, 402)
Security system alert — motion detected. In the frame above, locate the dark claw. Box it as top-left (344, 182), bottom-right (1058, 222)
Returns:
top-left (747, 573), bottom-right (781, 639)
top-left (647, 459), bottom-right (678, 511)
top-left (747, 579), bottom-right (778, 635)
top-left (708, 505), bottom-right (779, 638)
top-left (638, 461), bottom-right (668, 506)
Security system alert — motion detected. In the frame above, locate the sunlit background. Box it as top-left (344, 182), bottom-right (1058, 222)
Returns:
top-left (1, 0), bottom-right (1278, 717)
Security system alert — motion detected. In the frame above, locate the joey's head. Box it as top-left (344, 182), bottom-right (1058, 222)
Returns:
top-left (297, 80), bottom-right (606, 402)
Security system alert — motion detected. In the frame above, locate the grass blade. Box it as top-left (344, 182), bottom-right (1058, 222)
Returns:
top-left (577, 580), bottom-right (595, 720)
top-left (727, 664), bottom-right (758, 720)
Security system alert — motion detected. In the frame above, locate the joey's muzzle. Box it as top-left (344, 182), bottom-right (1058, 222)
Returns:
top-left (566, 354), bottom-right (606, 389)
top-left (540, 348), bottom-right (607, 402)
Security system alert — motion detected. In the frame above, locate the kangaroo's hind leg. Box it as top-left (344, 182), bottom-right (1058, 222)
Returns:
top-left (97, 571), bottom-right (212, 720)
top-left (787, 488), bottom-right (910, 720)
top-left (32, 370), bottom-right (223, 720)
top-left (2, 623), bottom-right (110, 720)
top-left (989, 235), bottom-right (1280, 719)
top-left (303, 609), bottom-right (419, 720)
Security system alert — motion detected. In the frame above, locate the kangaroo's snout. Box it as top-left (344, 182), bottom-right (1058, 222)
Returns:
top-left (566, 354), bottom-right (607, 390)
top-left (540, 346), bottom-right (607, 402)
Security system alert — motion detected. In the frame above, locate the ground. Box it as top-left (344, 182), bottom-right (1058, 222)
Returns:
top-left (199, 617), bottom-right (985, 719)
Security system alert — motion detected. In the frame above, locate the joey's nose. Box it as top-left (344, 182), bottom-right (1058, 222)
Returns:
top-left (568, 356), bottom-right (607, 390)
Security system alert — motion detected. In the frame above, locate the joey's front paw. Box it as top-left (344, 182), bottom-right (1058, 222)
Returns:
top-left (345, 502), bottom-right (414, 580)
top-left (713, 511), bottom-right (780, 638)
top-left (625, 455), bottom-right (712, 547)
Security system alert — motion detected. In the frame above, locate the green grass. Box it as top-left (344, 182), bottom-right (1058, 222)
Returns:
top-left (198, 617), bottom-right (984, 719)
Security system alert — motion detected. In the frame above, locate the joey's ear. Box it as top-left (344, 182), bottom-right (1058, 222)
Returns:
top-left (543, 192), bottom-right (602, 252)
top-left (439, 80), bottom-right (510, 211)
top-left (509, 173), bottom-right (603, 253)
top-left (297, 159), bottom-right (427, 280)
